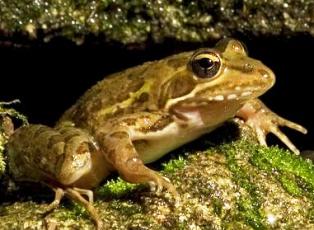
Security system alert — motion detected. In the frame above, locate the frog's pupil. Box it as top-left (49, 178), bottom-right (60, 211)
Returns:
top-left (198, 58), bottom-right (213, 70)
top-left (190, 51), bottom-right (220, 78)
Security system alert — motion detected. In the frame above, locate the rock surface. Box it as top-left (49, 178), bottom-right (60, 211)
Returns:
top-left (0, 0), bottom-right (313, 46)
top-left (0, 120), bottom-right (313, 229)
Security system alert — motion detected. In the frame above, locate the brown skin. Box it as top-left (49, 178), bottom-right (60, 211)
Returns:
top-left (7, 124), bottom-right (106, 229)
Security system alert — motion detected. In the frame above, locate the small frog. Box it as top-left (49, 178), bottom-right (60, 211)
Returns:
top-left (6, 39), bottom-right (306, 229)
top-left (7, 123), bottom-right (106, 229)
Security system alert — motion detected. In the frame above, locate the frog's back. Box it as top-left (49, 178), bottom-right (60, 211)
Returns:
top-left (58, 57), bottom-right (182, 130)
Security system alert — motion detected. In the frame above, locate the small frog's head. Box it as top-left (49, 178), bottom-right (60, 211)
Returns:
top-left (57, 126), bottom-right (100, 186)
top-left (163, 38), bottom-right (275, 125)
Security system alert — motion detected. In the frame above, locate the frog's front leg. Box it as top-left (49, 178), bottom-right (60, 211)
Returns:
top-left (236, 99), bottom-right (307, 154)
top-left (43, 187), bottom-right (65, 215)
top-left (98, 116), bottom-right (178, 198)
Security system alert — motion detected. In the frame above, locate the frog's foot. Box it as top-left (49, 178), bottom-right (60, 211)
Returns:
top-left (237, 99), bottom-right (307, 154)
top-left (43, 184), bottom-right (102, 229)
top-left (65, 188), bottom-right (103, 230)
top-left (147, 174), bottom-right (178, 196)
top-left (118, 155), bottom-right (178, 198)
top-left (103, 130), bottom-right (179, 199)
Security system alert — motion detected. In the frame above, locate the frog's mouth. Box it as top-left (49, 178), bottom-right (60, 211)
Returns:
top-left (203, 86), bottom-right (266, 103)
top-left (165, 81), bottom-right (271, 110)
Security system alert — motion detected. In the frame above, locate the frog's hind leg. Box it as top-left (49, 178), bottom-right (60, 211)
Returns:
top-left (102, 130), bottom-right (179, 198)
top-left (42, 184), bottom-right (102, 229)
top-left (72, 187), bottom-right (94, 203)
top-left (65, 187), bottom-right (103, 230)
top-left (38, 186), bottom-right (65, 230)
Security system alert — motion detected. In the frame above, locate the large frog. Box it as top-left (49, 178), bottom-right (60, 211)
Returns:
top-left (58, 38), bottom-right (306, 189)
top-left (7, 38), bottom-right (306, 229)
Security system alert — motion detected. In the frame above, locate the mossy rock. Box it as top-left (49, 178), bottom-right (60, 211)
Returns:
top-left (0, 101), bottom-right (28, 177)
top-left (0, 123), bottom-right (313, 229)
top-left (0, 0), bottom-right (313, 46)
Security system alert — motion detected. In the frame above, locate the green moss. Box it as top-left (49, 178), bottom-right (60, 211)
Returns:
top-left (0, 100), bottom-right (28, 126)
top-left (212, 139), bottom-right (314, 228)
top-left (253, 146), bottom-right (314, 185)
top-left (250, 143), bottom-right (314, 200)
top-left (0, 0), bottom-right (313, 45)
top-left (96, 177), bottom-right (139, 198)
top-left (217, 141), bottom-right (265, 229)
top-left (237, 198), bottom-right (266, 230)
top-left (0, 100), bottom-right (28, 177)
top-left (162, 155), bottom-right (187, 173)
top-left (56, 202), bottom-right (89, 221)
top-left (250, 148), bottom-right (304, 196)
top-left (109, 200), bottom-right (142, 217)
top-left (212, 197), bottom-right (223, 216)
top-left (279, 173), bottom-right (303, 196)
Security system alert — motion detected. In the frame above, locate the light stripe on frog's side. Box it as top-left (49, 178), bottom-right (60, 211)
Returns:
top-left (95, 79), bottom-right (154, 119)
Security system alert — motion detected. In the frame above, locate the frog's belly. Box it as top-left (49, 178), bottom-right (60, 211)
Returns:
top-left (131, 119), bottom-right (219, 164)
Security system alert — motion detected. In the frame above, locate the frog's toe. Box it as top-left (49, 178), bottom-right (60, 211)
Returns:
top-left (148, 181), bottom-right (157, 192)
top-left (238, 99), bottom-right (307, 155)
top-left (244, 110), bottom-right (306, 154)
top-left (160, 178), bottom-right (179, 198)
top-left (148, 175), bottom-right (179, 199)
top-left (276, 116), bottom-right (307, 134)
top-left (268, 125), bottom-right (300, 155)
top-left (270, 116), bottom-right (307, 154)
top-left (250, 118), bottom-right (303, 154)
top-left (254, 126), bottom-right (267, 146)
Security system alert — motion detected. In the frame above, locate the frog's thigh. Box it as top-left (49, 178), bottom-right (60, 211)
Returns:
top-left (101, 128), bottom-right (177, 196)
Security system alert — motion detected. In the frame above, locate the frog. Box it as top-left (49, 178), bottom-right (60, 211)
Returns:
top-left (57, 38), bottom-right (306, 192)
top-left (5, 38), bottom-right (307, 229)
top-left (6, 123), bottom-right (105, 229)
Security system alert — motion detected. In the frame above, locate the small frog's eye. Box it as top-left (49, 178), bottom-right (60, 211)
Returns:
top-left (190, 51), bottom-right (221, 79)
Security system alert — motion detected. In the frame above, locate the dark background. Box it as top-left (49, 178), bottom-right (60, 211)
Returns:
top-left (0, 36), bottom-right (313, 151)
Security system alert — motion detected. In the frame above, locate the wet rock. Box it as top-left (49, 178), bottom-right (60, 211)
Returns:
top-left (0, 0), bottom-right (313, 46)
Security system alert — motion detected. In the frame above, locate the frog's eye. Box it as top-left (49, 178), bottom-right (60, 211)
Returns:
top-left (190, 51), bottom-right (221, 79)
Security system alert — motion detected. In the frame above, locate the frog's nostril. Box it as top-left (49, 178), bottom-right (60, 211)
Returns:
top-left (258, 69), bottom-right (271, 79)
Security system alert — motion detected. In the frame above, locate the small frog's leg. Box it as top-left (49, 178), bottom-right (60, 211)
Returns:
top-left (73, 187), bottom-right (94, 203)
top-left (65, 188), bottom-right (103, 230)
top-left (43, 187), bottom-right (65, 215)
top-left (100, 127), bottom-right (178, 198)
top-left (236, 99), bottom-right (307, 154)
